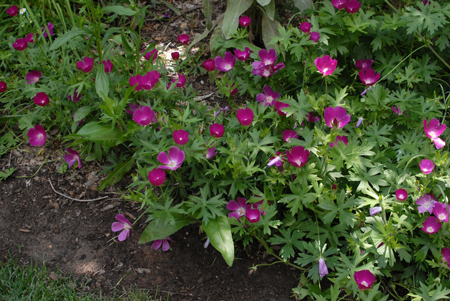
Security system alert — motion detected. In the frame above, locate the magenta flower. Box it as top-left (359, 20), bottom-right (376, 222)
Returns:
top-left (177, 34), bottom-right (189, 45)
top-left (144, 48), bottom-right (158, 61)
top-left (33, 92), bottom-right (49, 107)
top-left (324, 106), bottom-right (351, 129)
top-left (6, 5), bottom-right (18, 16)
top-left (158, 146), bottom-right (185, 170)
top-left (27, 125), bottom-right (46, 147)
top-left (433, 202), bottom-right (449, 223)
top-left (252, 49), bottom-right (285, 77)
top-left (246, 208), bottom-right (261, 223)
top-left (369, 207), bottom-right (382, 216)
top-left (315, 55), bottom-right (338, 76)
top-left (330, 135), bottom-right (348, 148)
top-left (423, 0), bottom-right (429, 5)
top-left (268, 151), bottom-right (286, 168)
top-left (0, 81), bottom-right (7, 92)
top-left (236, 108), bottom-right (254, 126)
top-left (421, 216), bottom-right (442, 234)
top-left (257, 48), bottom-right (277, 66)
top-left (133, 106), bottom-right (155, 126)
top-left (354, 270), bottom-right (375, 290)
top-left (63, 148), bottom-right (82, 169)
top-left (210, 123), bottom-right (225, 138)
top-left (214, 106), bottom-right (230, 117)
top-left (126, 103), bottom-right (143, 114)
top-left (419, 159), bottom-right (435, 174)
top-left (252, 200), bottom-right (266, 216)
top-left (169, 74), bottom-right (186, 89)
top-left (202, 59), bottom-right (215, 71)
top-left (318, 258), bottom-right (329, 277)
top-left (205, 146), bottom-right (217, 160)
top-left (42, 22), bottom-right (54, 38)
top-left (395, 189), bottom-right (408, 201)
top-left (286, 146), bottom-right (310, 168)
top-left (76, 57), bottom-right (94, 73)
top-left (306, 111), bottom-right (320, 123)
top-left (256, 86), bottom-right (280, 107)
top-left (111, 214), bottom-right (132, 241)
top-left (416, 194), bottom-right (437, 214)
top-left (229, 83), bottom-right (238, 96)
top-left (129, 71), bottom-right (160, 91)
top-left (102, 59), bottom-right (113, 73)
top-left (274, 101), bottom-right (290, 116)
top-left (234, 47), bottom-right (251, 61)
top-left (68, 90), bottom-right (82, 102)
top-left (173, 129), bottom-right (189, 145)
top-left (12, 38), bottom-right (28, 51)
top-left (283, 130), bottom-right (298, 143)
top-left (239, 16), bottom-right (251, 27)
top-left (299, 22), bottom-right (311, 33)
top-left (442, 248), bottom-right (450, 268)
top-left (171, 52), bottom-right (180, 60)
top-left (215, 52), bottom-right (236, 72)
top-left (392, 105), bottom-right (402, 116)
top-left (25, 33), bottom-right (35, 43)
top-left (359, 68), bottom-right (380, 86)
top-left (346, 0), bottom-right (361, 13)
top-left (152, 237), bottom-right (173, 251)
top-left (424, 119), bottom-right (446, 149)
top-left (332, 0), bottom-right (348, 9)
top-left (355, 59), bottom-right (373, 70)
top-left (148, 168), bottom-right (166, 186)
top-left (26, 70), bottom-right (41, 84)
top-left (227, 198), bottom-right (250, 220)
top-left (310, 32), bottom-right (320, 43)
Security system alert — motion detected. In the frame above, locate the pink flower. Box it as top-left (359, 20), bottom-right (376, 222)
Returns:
top-left (27, 125), bottom-right (47, 147)
top-left (257, 48), bottom-right (277, 66)
top-left (319, 258), bottom-right (329, 277)
top-left (68, 90), bottom-right (82, 102)
top-left (126, 103), bottom-right (143, 114)
top-left (306, 111), bottom-right (320, 122)
top-left (299, 22), bottom-right (311, 33)
top-left (423, 0), bottom-right (429, 5)
top-left (236, 108), bottom-right (254, 126)
top-left (171, 52), bottom-right (180, 60)
top-left (315, 55), bottom-right (338, 76)
top-left (283, 130), bottom-right (298, 143)
top-left (133, 106), bottom-right (155, 126)
top-left (268, 151), bottom-right (286, 168)
top-left (0, 81), bottom-right (6, 92)
top-left (330, 135), bottom-right (348, 148)
top-left (324, 106), bottom-right (351, 129)
top-left (33, 92), bottom-right (49, 107)
top-left (256, 86), bottom-right (280, 107)
top-left (111, 214), bottom-right (132, 241)
top-left (246, 208), bottom-right (261, 223)
top-left (346, 0), bottom-right (361, 13)
top-left (421, 216), bottom-right (442, 234)
top-left (227, 198), bottom-right (250, 220)
top-left (395, 189), bottom-right (408, 201)
top-left (215, 52), bottom-right (236, 72)
top-left (170, 74), bottom-right (186, 89)
top-left (354, 270), bottom-right (375, 290)
top-left (309, 32), bottom-right (320, 43)
top-left (148, 168), bottom-right (166, 186)
top-left (286, 146), bottom-right (310, 168)
top-left (26, 70), bottom-right (41, 84)
top-left (143, 48), bottom-right (158, 61)
top-left (274, 101), bottom-right (290, 116)
top-left (416, 194), bottom-right (437, 214)
top-left (177, 34), bottom-right (189, 45)
top-left (239, 16), bottom-right (251, 27)
top-left (63, 148), bottom-right (82, 169)
top-left (234, 47), bottom-right (251, 61)
top-left (332, 0), bottom-right (348, 9)
top-left (152, 237), bottom-right (173, 251)
top-left (173, 129), bottom-right (189, 145)
top-left (6, 5), bottom-right (18, 16)
top-left (42, 22), bottom-right (54, 38)
top-left (158, 146), bottom-right (185, 170)
top-left (129, 70), bottom-right (160, 91)
top-left (392, 106), bottom-right (402, 116)
top-left (210, 123), bottom-right (225, 138)
top-left (102, 59), bottom-right (113, 73)
top-left (433, 202), bottom-right (449, 223)
top-left (76, 57), bottom-right (94, 73)
top-left (359, 68), bottom-right (380, 86)
top-left (252, 49), bottom-right (285, 77)
top-left (229, 83), bottom-right (238, 96)
top-left (355, 59), bottom-right (373, 70)
top-left (424, 119), bottom-right (446, 149)
top-left (202, 59), bottom-right (215, 71)
top-left (369, 207), bottom-right (382, 216)
top-left (442, 248), bottom-right (450, 268)
top-left (205, 146), bottom-right (217, 160)
top-left (25, 33), bottom-right (35, 43)
top-left (13, 38), bottom-right (28, 51)
top-left (419, 159), bottom-right (435, 174)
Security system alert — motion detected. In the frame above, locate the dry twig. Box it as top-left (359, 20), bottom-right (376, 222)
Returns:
top-left (48, 179), bottom-right (108, 202)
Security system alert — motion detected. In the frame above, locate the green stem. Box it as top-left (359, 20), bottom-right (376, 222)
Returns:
top-left (379, 44), bottom-right (427, 82)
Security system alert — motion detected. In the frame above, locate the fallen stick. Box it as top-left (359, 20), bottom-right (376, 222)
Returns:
top-left (48, 179), bottom-right (108, 202)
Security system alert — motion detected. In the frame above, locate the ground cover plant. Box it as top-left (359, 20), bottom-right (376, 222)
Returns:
top-left (2, 0), bottom-right (450, 299)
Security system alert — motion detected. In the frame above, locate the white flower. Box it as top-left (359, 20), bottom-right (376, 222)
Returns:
top-left (19, 8), bottom-right (26, 14)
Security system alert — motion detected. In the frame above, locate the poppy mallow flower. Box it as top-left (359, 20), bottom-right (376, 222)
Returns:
top-left (314, 55), bottom-right (338, 76)
top-left (332, 0), bottom-right (348, 9)
top-left (26, 70), bottom-right (41, 84)
top-left (68, 90), bottom-right (82, 102)
top-left (210, 123), bottom-right (225, 138)
top-left (63, 148), bottom-right (82, 169)
top-left (236, 108), bottom-right (254, 126)
top-left (419, 159), bottom-right (435, 174)
top-left (369, 207), bottom-right (382, 216)
top-left (27, 125), bottom-right (47, 146)
top-left (396, 189), bottom-right (408, 201)
top-left (256, 86), bottom-right (280, 107)
top-left (234, 47), bottom-right (251, 61)
top-left (433, 202), bottom-right (449, 223)
top-left (0, 81), bottom-right (6, 92)
top-left (310, 32), bottom-right (320, 43)
top-left (168, 74), bottom-right (186, 89)
top-left (274, 101), bottom-right (290, 116)
top-left (148, 168), bottom-right (166, 186)
top-left (283, 130), bottom-right (298, 143)
top-left (346, 0), bottom-right (361, 13)
top-left (133, 106), bottom-right (155, 126)
top-left (268, 152), bottom-right (286, 170)
top-left (355, 59), bottom-right (373, 70)
top-left (76, 57), bottom-right (94, 73)
top-left (299, 22), bottom-right (311, 33)
top-left (442, 248), bottom-right (450, 268)
top-left (202, 59), bottom-right (215, 71)
top-left (171, 52), bottom-right (180, 60)
top-left (42, 22), bottom-right (54, 38)
top-left (26, 33), bottom-right (35, 43)
top-left (330, 135), bottom-right (348, 148)
top-left (33, 92), bottom-right (49, 107)
top-left (158, 146), bottom-right (185, 170)
top-left (152, 237), bottom-right (173, 251)
top-left (173, 129), bottom-right (189, 145)
top-left (239, 16), bottom-right (251, 27)
top-left (424, 119), bottom-right (446, 149)
top-left (6, 5), bottom-right (18, 16)
top-left (102, 59), bottom-right (113, 73)
top-left (177, 34), bottom-right (189, 45)
top-left (354, 270), bottom-right (375, 290)
top-left (416, 194), bottom-right (437, 214)
top-left (111, 214), bottom-right (132, 241)
top-left (246, 207), bottom-right (261, 223)
top-left (307, 111), bottom-right (320, 123)
top-left (318, 258), bottom-right (329, 277)
top-left (143, 48), bottom-right (158, 61)
top-left (227, 198), bottom-right (249, 220)
top-left (359, 68), bottom-right (380, 86)
top-left (286, 146), bottom-right (310, 168)
top-left (215, 52), bottom-right (236, 72)
top-left (392, 105), bottom-right (402, 116)
top-left (324, 106), bottom-right (351, 129)
top-left (421, 216), bottom-right (442, 234)
top-left (13, 38), bottom-right (28, 51)
top-left (205, 146), bottom-right (217, 160)
top-left (129, 70), bottom-right (161, 91)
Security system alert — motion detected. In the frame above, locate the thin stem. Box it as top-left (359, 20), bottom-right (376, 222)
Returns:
top-left (379, 44), bottom-right (427, 82)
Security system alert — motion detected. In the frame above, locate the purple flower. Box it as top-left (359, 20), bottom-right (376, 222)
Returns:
top-left (236, 108), bottom-right (254, 126)
top-left (33, 92), bottom-right (49, 107)
top-left (396, 189), bottom-right (408, 201)
top-left (318, 258), bottom-right (329, 277)
top-left (369, 207), bottom-right (382, 216)
top-left (442, 248), bottom-right (450, 268)
top-left (27, 125), bottom-right (46, 146)
top-left (68, 89), bottom-right (82, 102)
top-left (315, 55), bottom-right (338, 76)
top-left (148, 168), bottom-right (166, 186)
top-left (26, 70), bottom-right (41, 84)
top-left (239, 16), bottom-right (251, 27)
top-left (299, 22), bottom-right (311, 33)
top-left (258, 48), bottom-right (277, 66)
top-left (332, 0), bottom-right (348, 9)
top-left (25, 33), bottom-right (35, 43)
top-left (133, 106), bottom-right (155, 126)
top-left (355, 59), bottom-right (373, 70)
top-left (205, 146), bottom-right (217, 160)
top-left (42, 22), bottom-right (54, 38)
top-left (169, 74), bottom-right (186, 89)
top-left (283, 130), bottom-right (298, 143)
top-left (215, 52), bottom-right (236, 72)
top-left (111, 214), bottom-right (132, 241)
top-left (424, 119), bottom-right (446, 149)
top-left (324, 106), bottom-right (351, 129)
top-left (392, 105), bottom-right (402, 116)
top-left (330, 135), bottom-right (348, 148)
top-left (433, 202), bottom-right (449, 223)
top-left (307, 111), bottom-right (320, 123)
top-left (252, 49), bottom-right (285, 77)
top-left (286, 146), bottom-right (310, 168)
top-left (171, 52), bottom-right (180, 60)
top-left (346, 0), bottom-right (361, 13)
top-left (227, 198), bottom-right (250, 220)
top-left (256, 86), bottom-right (280, 107)
top-left (354, 270), bottom-right (375, 290)
top-left (234, 47), bottom-right (251, 61)
top-left (421, 216), bottom-right (442, 234)
top-left (162, 13), bottom-right (170, 18)
top-left (252, 200), bottom-right (266, 216)
top-left (423, 0), bottom-right (429, 5)
top-left (76, 57), bottom-right (94, 73)
top-left (246, 208), bottom-right (261, 223)
top-left (173, 129), bottom-right (189, 145)
top-left (102, 59), bottom-right (113, 73)
top-left (152, 237), bottom-right (173, 251)
top-left (210, 123), bottom-right (225, 138)
top-left (274, 101), bottom-right (290, 116)
top-left (214, 106), bottom-right (230, 117)
top-left (63, 148), bottom-right (82, 169)
top-left (309, 32), bottom-right (320, 43)
top-left (419, 159), bottom-right (435, 174)
top-left (129, 70), bottom-right (160, 91)
top-left (126, 103), bottom-right (143, 114)
top-left (268, 151), bottom-right (286, 168)
top-left (0, 81), bottom-right (7, 92)
top-left (12, 38), bottom-right (28, 51)
top-left (6, 5), bottom-right (18, 16)
top-left (359, 68), bottom-right (380, 86)
top-left (177, 34), bottom-right (189, 44)
top-left (416, 194), bottom-right (437, 214)
top-left (158, 146), bottom-right (185, 170)
top-left (202, 59), bottom-right (215, 71)
top-left (356, 117), bottom-right (364, 128)
top-left (143, 48), bottom-right (158, 61)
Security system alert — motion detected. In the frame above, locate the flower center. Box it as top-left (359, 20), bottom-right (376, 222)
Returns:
top-left (169, 160), bottom-right (177, 168)
top-left (225, 64), bottom-right (232, 70)
top-left (263, 69), bottom-right (271, 77)
top-left (361, 281), bottom-right (368, 288)
top-left (238, 207), bottom-right (245, 216)
top-left (439, 214), bottom-right (446, 220)
top-left (424, 201), bottom-right (430, 207)
top-left (38, 134), bottom-right (43, 140)
top-left (123, 223), bottom-right (131, 230)
top-left (427, 226), bottom-right (434, 233)
top-left (267, 96), bottom-right (273, 103)
top-left (323, 68), bottom-right (329, 73)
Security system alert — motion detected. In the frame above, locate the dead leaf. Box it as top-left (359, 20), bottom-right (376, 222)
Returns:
top-left (49, 272), bottom-right (63, 281)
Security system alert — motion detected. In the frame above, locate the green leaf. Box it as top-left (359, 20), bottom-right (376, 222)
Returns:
top-left (267, 228), bottom-right (305, 260)
top-left (403, 4), bottom-right (448, 35)
top-left (102, 5), bottom-right (137, 16)
top-left (203, 216), bottom-right (235, 267)
top-left (263, 0), bottom-right (275, 20)
top-left (257, 0), bottom-right (271, 5)
top-left (49, 28), bottom-right (85, 50)
top-left (186, 187), bottom-right (226, 226)
top-left (72, 106), bottom-right (91, 133)
top-left (261, 10), bottom-right (282, 48)
top-left (77, 122), bottom-right (125, 146)
top-left (95, 67), bottom-right (109, 101)
top-left (139, 213), bottom-right (192, 244)
top-left (222, 0), bottom-right (253, 38)
top-left (202, 0), bottom-right (214, 30)
top-left (292, 0), bottom-right (313, 12)
top-left (98, 158), bottom-right (134, 190)
top-left (0, 168), bottom-right (16, 181)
